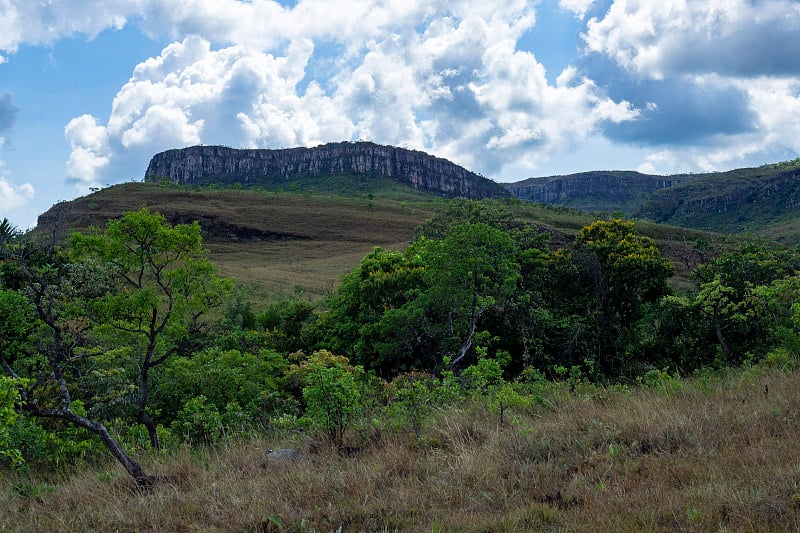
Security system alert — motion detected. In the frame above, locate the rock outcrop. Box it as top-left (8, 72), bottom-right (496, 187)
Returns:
top-left (506, 171), bottom-right (694, 214)
top-left (145, 142), bottom-right (509, 200)
top-left (635, 166), bottom-right (800, 233)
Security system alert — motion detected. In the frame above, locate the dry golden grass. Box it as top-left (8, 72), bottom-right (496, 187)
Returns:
top-left (34, 183), bottom-right (439, 301)
top-left (4, 366), bottom-right (800, 532)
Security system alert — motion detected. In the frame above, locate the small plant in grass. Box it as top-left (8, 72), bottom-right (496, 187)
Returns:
top-left (388, 371), bottom-right (436, 441)
top-left (9, 481), bottom-right (56, 500)
top-left (763, 347), bottom-right (798, 370)
top-left (641, 366), bottom-right (683, 394)
top-left (461, 349), bottom-right (529, 424)
top-left (607, 442), bottom-right (620, 460)
top-left (297, 350), bottom-right (364, 447)
top-left (686, 506), bottom-right (703, 525)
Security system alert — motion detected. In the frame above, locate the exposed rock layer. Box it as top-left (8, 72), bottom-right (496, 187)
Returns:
top-left (145, 142), bottom-right (510, 200)
top-left (506, 171), bottom-right (693, 213)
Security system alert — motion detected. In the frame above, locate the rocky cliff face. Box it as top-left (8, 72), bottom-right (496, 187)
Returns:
top-left (636, 167), bottom-right (800, 232)
top-left (145, 142), bottom-right (509, 200)
top-left (506, 171), bottom-right (694, 213)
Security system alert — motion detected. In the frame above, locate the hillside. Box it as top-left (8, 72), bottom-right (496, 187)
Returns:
top-left (32, 179), bottom-right (712, 303)
top-left (635, 160), bottom-right (800, 240)
top-left (33, 182), bottom-right (441, 300)
top-left (145, 141), bottom-right (510, 200)
top-left (505, 159), bottom-right (800, 243)
top-left (141, 142), bottom-right (800, 242)
top-left (506, 171), bottom-right (693, 214)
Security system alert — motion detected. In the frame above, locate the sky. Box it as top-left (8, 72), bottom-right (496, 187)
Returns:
top-left (1, 0), bottom-right (799, 230)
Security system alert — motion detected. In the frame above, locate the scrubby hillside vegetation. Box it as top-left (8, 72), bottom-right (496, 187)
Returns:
top-left (32, 181), bottom-right (441, 300)
top-left (635, 158), bottom-right (800, 240)
top-left (4, 192), bottom-right (800, 530)
top-left (507, 158), bottom-right (800, 244)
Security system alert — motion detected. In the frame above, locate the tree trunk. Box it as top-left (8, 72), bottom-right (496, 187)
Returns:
top-left (713, 308), bottom-right (732, 361)
top-left (139, 334), bottom-right (161, 450)
top-left (28, 407), bottom-right (151, 487)
top-left (450, 316), bottom-right (478, 368)
top-left (138, 410), bottom-right (160, 450)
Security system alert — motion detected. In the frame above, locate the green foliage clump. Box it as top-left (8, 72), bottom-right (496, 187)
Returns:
top-left (293, 350), bottom-right (365, 447)
top-left (172, 396), bottom-right (224, 445)
top-left (0, 377), bottom-right (24, 469)
top-left (153, 347), bottom-right (291, 429)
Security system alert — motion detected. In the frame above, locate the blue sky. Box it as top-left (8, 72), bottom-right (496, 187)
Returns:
top-left (1, 0), bottom-right (799, 230)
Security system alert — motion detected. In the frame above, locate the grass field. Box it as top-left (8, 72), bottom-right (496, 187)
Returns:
top-left (3, 364), bottom-right (799, 532)
top-left (34, 182), bottom-right (441, 300)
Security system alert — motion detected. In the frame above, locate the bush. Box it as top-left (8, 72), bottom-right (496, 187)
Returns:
top-left (298, 351), bottom-right (364, 446)
top-left (152, 348), bottom-right (291, 428)
top-left (171, 396), bottom-right (224, 445)
top-left (387, 372), bottom-right (437, 440)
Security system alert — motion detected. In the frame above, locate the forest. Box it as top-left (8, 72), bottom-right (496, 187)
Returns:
top-left (3, 200), bottom-right (800, 529)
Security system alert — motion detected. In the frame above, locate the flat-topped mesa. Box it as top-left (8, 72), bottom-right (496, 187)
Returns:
top-left (144, 141), bottom-right (510, 200)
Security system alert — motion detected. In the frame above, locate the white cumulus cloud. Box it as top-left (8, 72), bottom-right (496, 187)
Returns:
top-left (559, 0), bottom-right (595, 18)
top-left (0, 164), bottom-right (35, 216)
top-left (7, 0), bottom-right (797, 185)
top-left (583, 0), bottom-right (800, 79)
top-left (61, 1), bottom-right (640, 184)
top-left (65, 115), bottom-right (111, 186)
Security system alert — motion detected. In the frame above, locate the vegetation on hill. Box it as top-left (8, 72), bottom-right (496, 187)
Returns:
top-left (505, 158), bottom-right (800, 244)
top-left (636, 160), bottom-right (800, 240)
top-left (506, 170), bottom-right (693, 214)
top-left (33, 181), bottom-right (441, 301)
top-left (5, 175), bottom-right (800, 529)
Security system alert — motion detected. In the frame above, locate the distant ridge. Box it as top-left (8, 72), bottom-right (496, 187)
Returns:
top-left (636, 160), bottom-right (800, 234)
top-left (502, 159), bottom-right (800, 241)
top-left (145, 141), bottom-right (510, 200)
top-left (506, 171), bottom-right (693, 214)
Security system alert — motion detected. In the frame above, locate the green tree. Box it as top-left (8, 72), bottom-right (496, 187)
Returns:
top-left (692, 275), bottom-right (753, 363)
top-left (0, 218), bottom-right (21, 245)
top-left (71, 208), bottom-right (233, 449)
top-left (322, 247), bottom-right (429, 375)
top-left (0, 252), bottom-right (151, 486)
top-left (422, 222), bottom-right (520, 368)
top-left (323, 221), bottom-right (521, 374)
top-left (550, 220), bottom-right (674, 376)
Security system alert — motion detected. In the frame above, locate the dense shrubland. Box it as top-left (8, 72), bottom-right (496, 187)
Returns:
top-left (3, 201), bottom-right (800, 528)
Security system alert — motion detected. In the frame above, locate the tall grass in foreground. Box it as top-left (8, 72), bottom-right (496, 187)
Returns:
top-left (3, 365), bottom-right (800, 532)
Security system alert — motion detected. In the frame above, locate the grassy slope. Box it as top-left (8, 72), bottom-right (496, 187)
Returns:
top-left (4, 365), bottom-right (799, 531)
top-left (33, 181), bottom-right (442, 301)
top-left (32, 183), bottom-right (715, 300)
